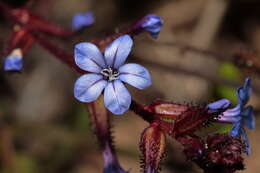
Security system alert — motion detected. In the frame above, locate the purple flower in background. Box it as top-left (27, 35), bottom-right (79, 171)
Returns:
top-left (4, 48), bottom-right (23, 72)
top-left (141, 14), bottom-right (163, 38)
top-left (74, 34), bottom-right (151, 115)
top-left (103, 144), bottom-right (128, 173)
top-left (104, 162), bottom-right (128, 173)
top-left (72, 11), bottom-right (94, 31)
top-left (209, 77), bottom-right (255, 154)
top-left (133, 14), bottom-right (163, 39)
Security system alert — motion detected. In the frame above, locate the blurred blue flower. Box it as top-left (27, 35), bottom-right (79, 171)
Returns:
top-left (72, 11), bottom-right (94, 31)
top-left (104, 163), bottom-right (128, 173)
top-left (139, 14), bottom-right (163, 39)
top-left (74, 34), bottom-right (151, 115)
top-left (4, 48), bottom-right (23, 72)
top-left (103, 144), bottom-right (129, 173)
top-left (211, 77), bottom-right (255, 154)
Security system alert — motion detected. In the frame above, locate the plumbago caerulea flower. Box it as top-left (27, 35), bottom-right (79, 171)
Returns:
top-left (72, 11), bottom-right (94, 31)
top-left (133, 14), bottom-right (163, 39)
top-left (141, 14), bottom-right (163, 38)
top-left (74, 34), bottom-right (151, 115)
top-left (4, 48), bottom-right (23, 72)
top-left (208, 77), bottom-right (255, 154)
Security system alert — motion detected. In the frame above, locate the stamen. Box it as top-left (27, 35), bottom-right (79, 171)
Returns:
top-left (101, 67), bottom-right (119, 81)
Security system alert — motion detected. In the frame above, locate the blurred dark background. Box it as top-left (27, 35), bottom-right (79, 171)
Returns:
top-left (0, 0), bottom-right (260, 172)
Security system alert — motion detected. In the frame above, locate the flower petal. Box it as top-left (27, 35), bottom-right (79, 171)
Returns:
top-left (207, 98), bottom-right (231, 113)
top-left (104, 35), bottom-right (133, 69)
top-left (237, 77), bottom-right (252, 105)
top-left (230, 123), bottom-right (242, 137)
top-left (74, 74), bottom-right (107, 102)
top-left (104, 80), bottom-right (131, 115)
top-left (217, 115), bottom-right (241, 124)
top-left (240, 128), bottom-right (251, 155)
top-left (72, 11), bottom-right (94, 31)
top-left (242, 106), bottom-right (255, 130)
top-left (222, 104), bottom-right (241, 117)
top-left (74, 42), bottom-right (106, 72)
top-left (118, 63), bottom-right (151, 89)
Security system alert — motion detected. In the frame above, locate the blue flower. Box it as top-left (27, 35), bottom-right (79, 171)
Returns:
top-left (74, 35), bottom-right (151, 115)
top-left (138, 14), bottom-right (163, 39)
top-left (72, 11), bottom-right (94, 31)
top-left (212, 78), bottom-right (255, 154)
top-left (4, 48), bottom-right (23, 72)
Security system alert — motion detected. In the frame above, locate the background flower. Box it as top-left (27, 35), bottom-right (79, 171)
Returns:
top-left (4, 48), bottom-right (23, 72)
top-left (72, 11), bottom-right (94, 31)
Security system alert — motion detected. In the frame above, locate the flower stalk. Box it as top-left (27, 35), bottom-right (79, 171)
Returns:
top-left (87, 97), bottom-right (127, 173)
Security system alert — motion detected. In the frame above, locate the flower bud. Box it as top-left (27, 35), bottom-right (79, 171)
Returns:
top-left (140, 14), bottom-right (163, 38)
top-left (140, 123), bottom-right (166, 173)
top-left (129, 14), bottom-right (163, 39)
top-left (4, 48), bottom-right (23, 72)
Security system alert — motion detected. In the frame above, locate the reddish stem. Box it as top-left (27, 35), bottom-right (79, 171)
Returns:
top-left (130, 100), bottom-right (154, 123)
top-left (31, 32), bottom-right (85, 74)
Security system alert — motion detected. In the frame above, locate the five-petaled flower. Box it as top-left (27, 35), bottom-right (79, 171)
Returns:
top-left (4, 48), bottom-right (23, 72)
top-left (74, 34), bottom-right (152, 115)
top-left (209, 77), bottom-right (255, 154)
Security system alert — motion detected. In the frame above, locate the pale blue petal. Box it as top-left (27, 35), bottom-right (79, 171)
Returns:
top-left (104, 80), bottom-right (131, 115)
top-left (75, 42), bottom-right (106, 72)
top-left (118, 63), bottom-right (151, 89)
top-left (104, 35), bottom-right (133, 69)
top-left (74, 74), bottom-right (107, 102)
top-left (242, 106), bottom-right (255, 130)
top-left (72, 11), bottom-right (94, 31)
top-left (207, 98), bottom-right (231, 112)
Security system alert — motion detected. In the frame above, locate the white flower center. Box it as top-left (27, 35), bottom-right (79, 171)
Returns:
top-left (101, 67), bottom-right (120, 82)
